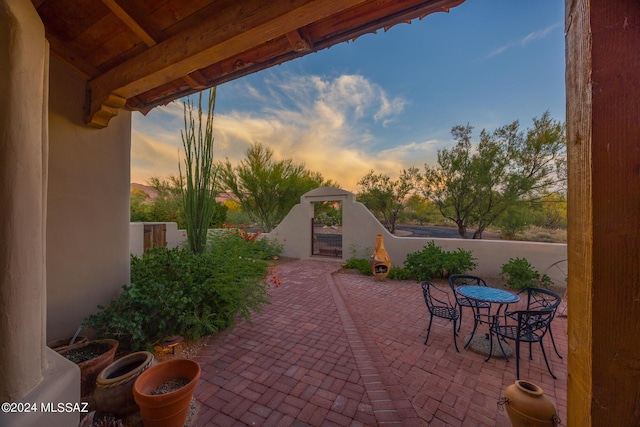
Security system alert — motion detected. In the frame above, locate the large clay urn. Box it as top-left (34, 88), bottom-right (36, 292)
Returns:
top-left (94, 351), bottom-right (155, 416)
top-left (57, 339), bottom-right (119, 397)
top-left (47, 335), bottom-right (89, 352)
top-left (370, 234), bottom-right (391, 278)
top-left (500, 380), bottom-right (560, 426)
top-left (133, 359), bottom-right (201, 427)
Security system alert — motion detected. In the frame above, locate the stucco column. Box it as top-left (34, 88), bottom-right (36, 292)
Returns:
top-left (0, 0), bottom-right (48, 401)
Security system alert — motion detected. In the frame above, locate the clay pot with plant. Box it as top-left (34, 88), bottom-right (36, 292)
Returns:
top-left (47, 335), bottom-right (89, 352)
top-left (57, 339), bottom-right (119, 397)
top-left (133, 358), bottom-right (201, 427)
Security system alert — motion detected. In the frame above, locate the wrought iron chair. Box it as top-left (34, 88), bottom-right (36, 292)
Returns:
top-left (513, 287), bottom-right (563, 359)
top-left (489, 308), bottom-right (556, 379)
top-left (448, 275), bottom-right (491, 332)
top-left (421, 281), bottom-right (459, 352)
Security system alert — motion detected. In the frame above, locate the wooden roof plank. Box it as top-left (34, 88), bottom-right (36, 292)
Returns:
top-left (86, 0), bottom-right (369, 126)
top-left (100, 0), bottom-right (157, 47)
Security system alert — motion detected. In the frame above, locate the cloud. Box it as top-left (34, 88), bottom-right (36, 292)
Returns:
top-left (485, 22), bottom-right (561, 59)
top-left (131, 73), bottom-right (424, 191)
top-left (130, 130), bottom-right (181, 183)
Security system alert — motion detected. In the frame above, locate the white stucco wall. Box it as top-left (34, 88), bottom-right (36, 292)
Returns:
top-left (266, 187), bottom-right (568, 284)
top-left (129, 222), bottom-right (183, 257)
top-left (46, 57), bottom-right (132, 341)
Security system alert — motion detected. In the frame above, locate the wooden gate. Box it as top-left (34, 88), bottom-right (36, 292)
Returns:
top-left (143, 224), bottom-right (167, 252)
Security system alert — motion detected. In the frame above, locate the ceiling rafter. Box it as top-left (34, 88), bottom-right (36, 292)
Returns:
top-left (46, 33), bottom-right (100, 79)
top-left (285, 29), bottom-right (313, 52)
top-left (124, 0), bottom-right (466, 115)
top-left (86, 0), bottom-right (369, 127)
top-left (32, 0), bottom-right (464, 127)
top-left (99, 0), bottom-right (157, 47)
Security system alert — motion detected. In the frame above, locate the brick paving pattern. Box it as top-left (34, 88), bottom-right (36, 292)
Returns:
top-left (193, 259), bottom-right (567, 426)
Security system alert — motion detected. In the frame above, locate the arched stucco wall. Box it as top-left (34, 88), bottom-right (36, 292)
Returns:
top-left (266, 187), bottom-right (567, 282)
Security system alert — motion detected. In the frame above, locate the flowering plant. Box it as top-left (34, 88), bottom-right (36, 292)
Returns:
top-left (264, 267), bottom-right (282, 288)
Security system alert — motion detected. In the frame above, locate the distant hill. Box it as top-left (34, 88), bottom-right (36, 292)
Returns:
top-left (130, 183), bottom-right (233, 204)
top-left (130, 183), bottom-right (158, 200)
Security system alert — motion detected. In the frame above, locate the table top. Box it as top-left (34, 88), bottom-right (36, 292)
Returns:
top-left (456, 285), bottom-right (520, 304)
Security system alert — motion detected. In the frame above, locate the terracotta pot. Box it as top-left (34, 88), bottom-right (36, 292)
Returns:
top-left (94, 351), bottom-right (155, 416)
top-left (501, 380), bottom-right (560, 426)
top-left (370, 234), bottom-right (391, 278)
top-left (133, 359), bottom-right (201, 427)
top-left (47, 335), bottom-right (89, 352)
top-left (57, 339), bottom-right (119, 397)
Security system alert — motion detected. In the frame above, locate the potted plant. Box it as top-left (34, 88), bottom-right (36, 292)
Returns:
top-left (94, 351), bottom-right (155, 416)
top-left (47, 335), bottom-right (89, 352)
top-left (133, 359), bottom-right (201, 427)
top-left (57, 339), bottom-right (119, 397)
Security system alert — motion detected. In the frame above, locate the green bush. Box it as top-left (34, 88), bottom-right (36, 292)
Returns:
top-left (83, 231), bottom-right (282, 351)
top-left (500, 257), bottom-right (552, 290)
top-left (343, 257), bottom-right (372, 276)
top-left (386, 265), bottom-right (412, 280)
top-left (403, 241), bottom-right (477, 281)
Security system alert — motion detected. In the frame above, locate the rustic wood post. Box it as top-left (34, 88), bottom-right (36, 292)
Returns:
top-left (566, 0), bottom-right (640, 425)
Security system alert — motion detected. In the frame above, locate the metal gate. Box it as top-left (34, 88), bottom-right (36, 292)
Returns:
top-left (311, 218), bottom-right (342, 258)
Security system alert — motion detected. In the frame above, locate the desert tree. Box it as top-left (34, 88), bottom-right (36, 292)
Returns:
top-left (219, 142), bottom-right (336, 232)
top-left (357, 167), bottom-right (421, 234)
top-left (422, 111), bottom-right (566, 238)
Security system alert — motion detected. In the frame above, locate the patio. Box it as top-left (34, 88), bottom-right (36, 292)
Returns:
top-left (191, 259), bottom-right (567, 426)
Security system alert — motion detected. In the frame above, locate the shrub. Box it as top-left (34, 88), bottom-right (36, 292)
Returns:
top-left (84, 231), bottom-right (282, 351)
top-left (403, 241), bottom-right (477, 281)
top-left (386, 265), bottom-right (412, 280)
top-left (343, 257), bottom-right (372, 276)
top-left (500, 257), bottom-right (552, 290)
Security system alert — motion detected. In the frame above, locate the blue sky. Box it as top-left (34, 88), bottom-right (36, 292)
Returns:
top-left (131, 0), bottom-right (565, 192)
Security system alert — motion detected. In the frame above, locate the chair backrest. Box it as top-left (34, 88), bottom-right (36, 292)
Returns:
top-left (510, 308), bottom-right (555, 339)
top-left (448, 274), bottom-right (488, 292)
top-left (421, 281), bottom-right (454, 314)
top-left (518, 287), bottom-right (562, 313)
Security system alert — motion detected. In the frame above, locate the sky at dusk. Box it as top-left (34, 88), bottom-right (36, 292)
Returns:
top-left (131, 0), bottom-right (565, 192)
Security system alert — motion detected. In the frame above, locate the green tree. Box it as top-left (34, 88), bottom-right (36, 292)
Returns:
top-left (357, 167), bottom-right (420, 234)
top-left (495, 201), bottom-right (533, 239)
top-left (532, 192), bottom-right (567, 229)
top-left (403, 194), bottom-right (440, 225)
top-left (130, 176), bottom-right (226, 229)
top-left (219, 142), bottom-right (336, 232)
top-left (147, 176), bottom-right (184, 226)
top-left (422, 112), bottom-right (565, 239)
top-left (180, 88), bottom-right (220, 253)
top-left (130, 187), bottom-right (152, 222)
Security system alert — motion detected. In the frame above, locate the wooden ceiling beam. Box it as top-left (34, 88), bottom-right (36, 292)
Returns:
top-left (183, 70), bottom-right (208, 90)
top-left (86, 0), bottom-right (368, 127)
top-left (286, 29), bottom-right (313, 52)
top-left (127, 0), bottom-right (465, 113)
top-left (99, 0), bottom-right (157, 47)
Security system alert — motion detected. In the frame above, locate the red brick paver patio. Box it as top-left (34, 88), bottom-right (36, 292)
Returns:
top-left (192, 260), bottom-right (567, 426)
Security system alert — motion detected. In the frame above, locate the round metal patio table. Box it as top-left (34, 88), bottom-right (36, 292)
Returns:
top-left (455, 285), bottom-right (520, 358)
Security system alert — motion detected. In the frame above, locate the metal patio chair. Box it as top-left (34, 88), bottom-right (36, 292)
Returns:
top-left (421, 281), bottom-right (459, 352)
top-left (513, 287), bottom-right (563, 359)
top-left (489, 308), bottom-right (556, 379)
